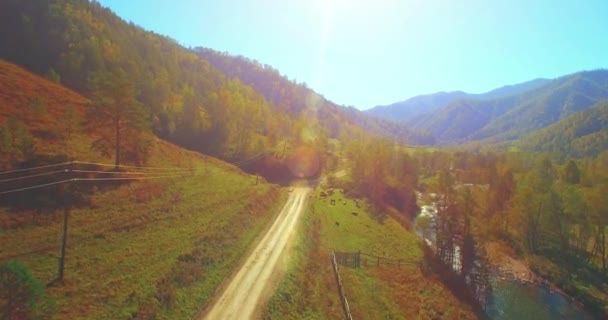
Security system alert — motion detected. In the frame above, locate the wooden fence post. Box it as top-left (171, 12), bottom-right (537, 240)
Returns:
top-left (332, 251), bottom-right (354, 320)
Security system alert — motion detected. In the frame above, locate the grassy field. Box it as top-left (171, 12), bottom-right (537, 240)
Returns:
top-left (0, 157), bottom-right (287, 319)
top-left (0, 59), bottom-right (290, 319)
top-left (264, 184), bottom-right (477, 319)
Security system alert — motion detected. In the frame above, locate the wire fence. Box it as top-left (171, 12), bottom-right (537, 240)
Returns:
top-left (334, 251), bottom-right (418, 269)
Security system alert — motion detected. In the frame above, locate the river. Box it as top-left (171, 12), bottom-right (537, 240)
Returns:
top-left (486, 279), bottom-right (595, 320)
top-left (414, 194), bottom-right (598, 320)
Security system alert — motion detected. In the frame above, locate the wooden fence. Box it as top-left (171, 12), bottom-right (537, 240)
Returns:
top-left (334, 251), bottom-right (418, 269)
top-left (332, 250), bottom-right (354, 320)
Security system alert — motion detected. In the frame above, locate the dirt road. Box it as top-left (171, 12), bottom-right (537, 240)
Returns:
top-left (199, 187), bottom-right (311, 320)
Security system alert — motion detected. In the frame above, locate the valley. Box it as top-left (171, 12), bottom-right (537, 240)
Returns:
top-left (1, 1), bottom-right (607, 320)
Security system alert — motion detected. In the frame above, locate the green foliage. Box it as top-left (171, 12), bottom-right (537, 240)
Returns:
top-left (29, 96), bottom-right (47, 114)
top-left (45, 68), bottom-right (61, 84)
top-left (518, 102), bottom-right (608, 157)
top-left (0, 260), bottom-right (54, 320)
top-left (0, 116), bottom-right (35, 164)
top-left (57, 105), bottom-right (82, 156)
top-left (0, 0), bottom-right (276, 162)
top-left (87, 67), bottom-right (149, 166)
top-left (197, 48), bottom-right (436, 145)
top-left (346, 136), bottom-right (419, 217)
top-left (563, 160), bottom-right (581, 184)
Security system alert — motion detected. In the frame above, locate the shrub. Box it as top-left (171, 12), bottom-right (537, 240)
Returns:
top-left (155, 277), bottom-right (175, 309)
top-left (0, 260), bottom-right (53, 319)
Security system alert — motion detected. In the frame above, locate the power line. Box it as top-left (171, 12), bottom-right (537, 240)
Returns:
top-left (70, 169), bottom-right (193, 175)
top-left (0, 179), bottom-right (74, 195)
top-left (75, 175), bottom-right (190, 182)
top-left (0, 174), bottom-right (193, 196)
top-left (0, 168), bottom-right (193, 184)
top-left (0, 162), bottom-right (72, 176)
top-left (72, 161), bottom-right (191, 171)
top-left (0, 169), bottom-right (69, 183)
top-left (0, 160), bottom-right (193, 177)
top-left (232, 152), bottom-right (268, 167)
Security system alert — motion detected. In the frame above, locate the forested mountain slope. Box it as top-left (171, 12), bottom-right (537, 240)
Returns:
top-left (409, 70), bottom-right (608, 144)
top-left (0, 0), bottom-right (434, 164)
top-left (517, 101), bottom-right (608, 157)
top-left (0, 0), bottom-right (286, 162)
top-left (195, 48), bottom-right (436, 145)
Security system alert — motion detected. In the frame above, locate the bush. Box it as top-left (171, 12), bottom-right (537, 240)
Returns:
top-left (0, 260), bottom-right (54, 319)
top-left (155, 277), bottom-right (175, 309)
top-left (131, 300), bottom-right (160, 320)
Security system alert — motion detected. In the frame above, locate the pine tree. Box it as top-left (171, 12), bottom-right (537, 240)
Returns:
top-left (87, 68), bottom-right (148, 168)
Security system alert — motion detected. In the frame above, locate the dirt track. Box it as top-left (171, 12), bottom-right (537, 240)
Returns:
top-left (199, 187), bottom-right (311, 320)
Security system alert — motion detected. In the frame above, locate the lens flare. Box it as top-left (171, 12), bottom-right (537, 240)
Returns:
top-left (287, 145), bottom-right (321, 178)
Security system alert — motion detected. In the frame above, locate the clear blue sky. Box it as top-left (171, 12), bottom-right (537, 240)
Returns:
top-left (97, 0), bottom-right (608, 110)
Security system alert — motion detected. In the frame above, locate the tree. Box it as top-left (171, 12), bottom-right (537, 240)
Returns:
top-left (57, 105), bottom-right (81, 157)
top-left (29, 96), bottom-right (47, 114)
top-left (0, 117), bottom-right (35, 165)
top-left (88, 68), bottom-right (147, 168)
top-left (587, 184), bottom-right (608, 273)
top-left (513, 157), bottom-right (557, 253)
top-left (0, 261), bottom-right (52, 319)
top-left (563, 160), bottom-right (580, 184)
top-left (434, 169), bottom-right (458, 265)
top-left (459, 188), bottom-right (476, 279)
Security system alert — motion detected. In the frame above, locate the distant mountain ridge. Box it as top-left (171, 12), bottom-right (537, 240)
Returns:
top-left (366, 78), bottom-right (550, 122)
top-left (369, 70), bottom-right (608, 148)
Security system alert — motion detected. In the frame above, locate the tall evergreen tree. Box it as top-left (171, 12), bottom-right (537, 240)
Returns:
top-left (87, 68), bottom-right (147, 168)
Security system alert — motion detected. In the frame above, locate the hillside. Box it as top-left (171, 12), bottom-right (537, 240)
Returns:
top-left (0, 0), bottom-right (294, 162)
top-left (195, 48), bottom-right (436, 145)
top-left (407, 70), bottom-right (608, 145)
top-left (0, 0), bottom-right (434, 167)
top-left (366, 78), bottom-right (549, 122)
top-left (517, 101), bottom-right (608, 157)
top-left (0, 59), bottom-right (286, 319)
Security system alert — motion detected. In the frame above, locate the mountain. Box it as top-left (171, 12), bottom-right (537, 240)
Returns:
top-left (476, 78), bottom-right (551, 100)
top-left (366, 78), bottom-right (550, 122)
top-left (407, 70), bottom-right (608, 145)
top-left (194, 48), bottom-right (435, 145)
top-left (517, 101), bottom-right (608, 157)
top-left (0, 0), bottom-right (290, 162)
top-left (366, 91), bottom-right (469, 122)
top-left (0, 58), bottom-right (201, 167)
top-left (0, 0), bottom-right (434, 164)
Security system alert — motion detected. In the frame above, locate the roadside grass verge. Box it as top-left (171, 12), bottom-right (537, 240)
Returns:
top-left (264, 185), bottom-right (476, 319)
top-left (1, 161), bottom-right (286, 319)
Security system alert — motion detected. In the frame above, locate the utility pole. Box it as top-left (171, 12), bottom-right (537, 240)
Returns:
top-left (57, 204), bottom-right (71, 285)
top-left (50, 164), bottom-right (73, 287)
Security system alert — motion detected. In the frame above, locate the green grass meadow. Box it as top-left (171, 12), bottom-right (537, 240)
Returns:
top-left (1, 161), bottom-right (286, 319)
top-left (264, 184), bottom-right (476, 319)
